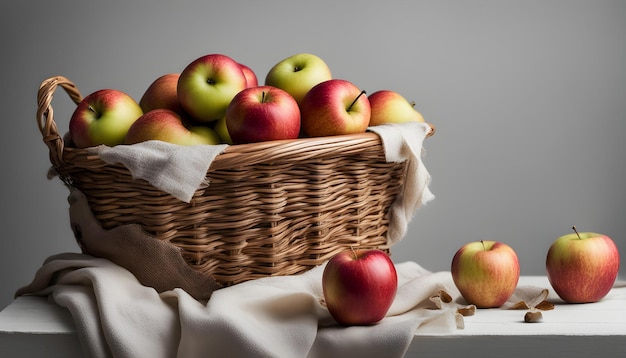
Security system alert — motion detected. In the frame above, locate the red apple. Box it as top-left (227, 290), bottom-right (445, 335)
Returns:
top-left (225, 85), bottom-right (300, 144)
top-left (139, 73), bottom-right (185, 115)
top-left (546, 226), bottom-right (620, 303)
top-left (69, 89), bottom-right (143, 148)
top-left (238, 62), bottom-right (258, 88)
top-left (177, 53), bottom-right (247, 122)
top-left (368, 90), bottom-right (425, 126)
top-left (322, 248), bottom-right (398, 326)
top-left (300, 79), bottom-right (370, 137)
top-left (125, 109), bottom-right (220, 146)
top-left (451, 240), bottom-right (520, 308)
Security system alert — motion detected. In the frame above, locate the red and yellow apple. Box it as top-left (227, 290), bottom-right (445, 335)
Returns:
top-left (125, 109), bottom-right (220, 146)
top-left (139, 73), bottom-right (186, 116)
top-left (225, 85), bottom-right (300, 144)
top-left (546, 227), bottom-right (620, 303)
top-left (69, 89), bottom-right (143, 148)
top-left (368, 90), bottom-right (425, 126)
top-left (322, 249), bottom-right (398, 326)
top-left (299, 79), bottom-right (370, 137)
top-left (264, 53), bottom-right (332, 105)
top-left (177, 53), bottom-right (247, 122)
top-left (451, 240), bottom-right (520, 308)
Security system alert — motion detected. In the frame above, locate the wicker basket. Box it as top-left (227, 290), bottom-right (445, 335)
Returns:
top-left (36, 76), bottom-right (434, 286)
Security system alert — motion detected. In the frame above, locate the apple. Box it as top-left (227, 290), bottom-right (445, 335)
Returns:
top-left (139, 73), bottom-right (186, 115)
top-left (69, 89), bottom-right (143, 148)
top-left (213, 116), bottom-right (232, 144)
top-left (451, 240), bottom-right (520, 308)
top-left (264, 53), bottom-right (332, 105)
top-left (225, 85), bottom-right (300, 144)
top-left (546, 226), bottom-right (620, 303)
top-left (322, 248), bottom-right (398, 326)
top-left (238, 62), bottom-right (258, 88)
top-left (177, 53), bottom-right (247, 122)
top-left (125, 109), bottom-right (220, 146)
top-left (299, 79), bottom-right (370, 137)
top-left (367, 90), bottom-right (425, 126)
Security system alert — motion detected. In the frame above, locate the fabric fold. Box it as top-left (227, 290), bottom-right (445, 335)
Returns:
top-left (91, 140), bottom-right (228, 203)
top-left (16, 255), bottom-right (462, 358)
top-left (368, 122), bottom-right (435, 244)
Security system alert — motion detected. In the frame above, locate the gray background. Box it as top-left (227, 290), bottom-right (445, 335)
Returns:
top-left (1, 0), bottom-right (624, 309)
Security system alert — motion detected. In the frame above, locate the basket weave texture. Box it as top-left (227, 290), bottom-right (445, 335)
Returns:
top-left (37, 76), bottom-right (433, 286)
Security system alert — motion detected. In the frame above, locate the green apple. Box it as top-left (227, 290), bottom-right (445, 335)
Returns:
top-left (264, 53), bottom-right (332, 105)
top-left (177, 53), bottom-right (248, 122)
top-left (214, 116), bottom-right (232, 144)
top-left (299, 79), bottom-right (370, 137)
top-left (451, 240), bottom-right (520, 308)
top-left (546, 227), bottom-right (620, 303)
top-left (368, 90), bottom-right (425, 126)
top-left (125, 109), bottom-right (220, 146)
top-left (69, 89), bottom-right (143, 148)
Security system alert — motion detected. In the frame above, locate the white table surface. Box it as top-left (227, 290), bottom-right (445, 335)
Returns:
top-left (1, 276), bottom-right (625, 357)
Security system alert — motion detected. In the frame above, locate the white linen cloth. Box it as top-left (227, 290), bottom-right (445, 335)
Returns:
top-left (91, 122), bottom-right (434, 245)
top-left (18, 254), bottom-right (464, 358)
top-left (367, 122), bottom-right (435, 244)
top-left (91, 141), bottom-right (228, 203)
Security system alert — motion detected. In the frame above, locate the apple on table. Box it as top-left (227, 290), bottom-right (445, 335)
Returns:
top-left (125, 109), bottom-right (220, 146)
top-left (265, 53), bottom-right (332, 105)
top-left (299, 79), bottom-right (371, 137)
top-left (322, 248), bottom-right (398, 326)
top-left (177, 53), bottom-right (248, 123)
top-left (225, 85), bottom-right (300, 144)
top-left (546, 226), bottom-right (620, 303)
top-left (451, 240), bottom-right (520, 308)
top-left (368, 90), bottom-right (425, 126)
top-left (69, 88), bottom-right (143, 148)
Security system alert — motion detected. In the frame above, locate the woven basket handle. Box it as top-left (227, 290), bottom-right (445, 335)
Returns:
top-left (37, 76), bottom-right (83, 168)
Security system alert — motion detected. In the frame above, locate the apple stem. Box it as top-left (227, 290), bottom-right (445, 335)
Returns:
top-left (572, 226), bottom-right (582, 240)
top-left (87, 105), bottom-right (101, 119)
top-left (480, 240), bottom-right (486, 251)
top-left (347, 90), bottom-right (367, 112)
top-left (410, 101), bottom-right (416, 108)
top-left (261, 91), bottom-right (266, 103)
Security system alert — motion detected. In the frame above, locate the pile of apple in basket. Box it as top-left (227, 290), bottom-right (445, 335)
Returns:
top-left (68, 52), bottom-right (426, 148)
